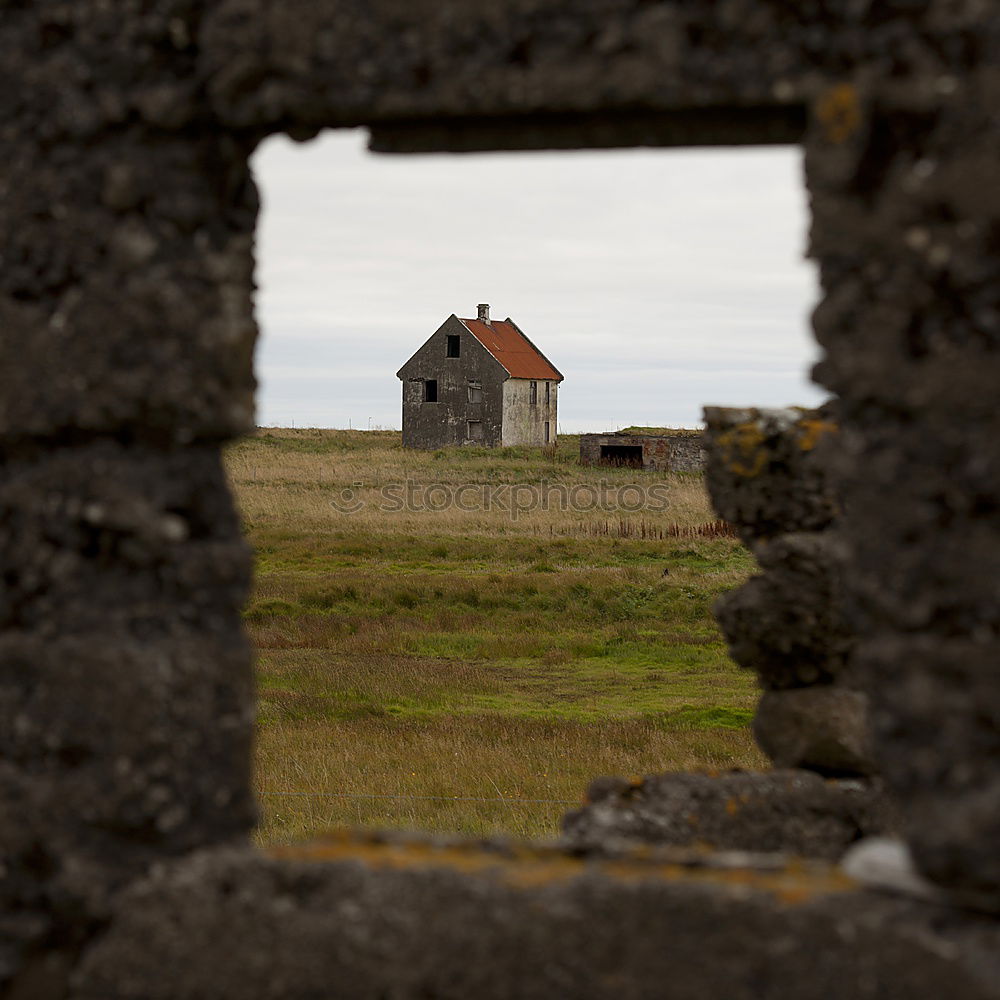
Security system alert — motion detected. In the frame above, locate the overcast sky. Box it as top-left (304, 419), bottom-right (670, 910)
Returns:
top-left (250, 130), bottom-right (824, 432)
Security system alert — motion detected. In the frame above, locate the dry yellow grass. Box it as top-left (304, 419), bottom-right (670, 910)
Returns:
top-left (255, 716), bottom-right (765, 844)
top-left (228, 428), bottom-right (714, 537)
top-left (226, 428), bottom-right (764, 845)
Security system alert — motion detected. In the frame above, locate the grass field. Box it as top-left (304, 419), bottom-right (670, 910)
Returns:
top-left (226, 428), bottom-right (765, 844)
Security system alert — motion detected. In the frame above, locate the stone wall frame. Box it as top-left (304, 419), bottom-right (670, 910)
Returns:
top-left (3, 3), bottom-right (999, 996)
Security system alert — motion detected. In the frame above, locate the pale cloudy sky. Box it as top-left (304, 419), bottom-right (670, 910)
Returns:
top-left (250, 130), bottom-right (824, 432)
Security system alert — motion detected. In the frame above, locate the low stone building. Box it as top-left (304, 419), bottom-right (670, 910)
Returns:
top-left (397, 304), bottom-right (563, 449)
top-left (579, 430), bottom-right (704, 472)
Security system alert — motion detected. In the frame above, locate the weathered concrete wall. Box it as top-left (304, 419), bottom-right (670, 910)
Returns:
top-left (501, 377), bottom-right (556, 446)
top-left (580, 432), bottom-right (705, 471)
top-left (398, 315), bottom-right (505, 448)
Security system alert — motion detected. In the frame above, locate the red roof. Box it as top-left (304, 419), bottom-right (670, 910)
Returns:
top-left (459, 318), bottom-right (563, 381)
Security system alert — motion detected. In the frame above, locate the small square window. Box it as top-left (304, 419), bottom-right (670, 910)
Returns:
top-left (467, 420), bottom-right (483, 441)
top-left (446, 335), bottom-right (460, 358)
top-left (468, 383), bottom-right (482, 404)
top-left (423, 379), bottom-right (438, 402)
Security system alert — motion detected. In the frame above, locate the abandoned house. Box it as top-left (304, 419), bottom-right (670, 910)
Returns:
top-left (397, 304), bottom-right (563, 448)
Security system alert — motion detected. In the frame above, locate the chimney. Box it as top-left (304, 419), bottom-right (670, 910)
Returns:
top-left (477, 303), bottom-right (490, 324)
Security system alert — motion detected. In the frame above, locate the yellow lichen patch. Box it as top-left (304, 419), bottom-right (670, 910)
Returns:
top-left (715, 423), bottom-right (769, 478)
top-left (816, 84), bottom-right (861, 144)
top-left (725, 797), bottom-right (740, 816)
top-left (796, 419), bottom-right (838, 453)
top-left (271, 830), bottom-right (577, 883)
top-left (601, 859), bottom-right (857, 904)
top-left (269, 830), bottom-right (859, 906)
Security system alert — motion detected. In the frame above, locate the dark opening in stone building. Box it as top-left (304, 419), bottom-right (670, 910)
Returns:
top-left (579, 430), bottom-right (705, 472)
top-left (396, 304), bottom-right (563, 448)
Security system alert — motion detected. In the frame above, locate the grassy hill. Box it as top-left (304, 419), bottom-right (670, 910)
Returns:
top-left (226, 428), bottom-right (763, 844)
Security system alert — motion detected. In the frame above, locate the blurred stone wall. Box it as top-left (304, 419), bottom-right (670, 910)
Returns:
top-left (2, 2), bottom-right (998, 996)
top-left (703, 405), bottom-right (873, 778)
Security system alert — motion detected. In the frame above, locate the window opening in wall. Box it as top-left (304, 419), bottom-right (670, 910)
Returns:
top-left (249, 130), bottom-right (820, 847)
top-left (529, 380), bottom-right (538, 405)
top-left (447, 335), bottom-right (461, 358)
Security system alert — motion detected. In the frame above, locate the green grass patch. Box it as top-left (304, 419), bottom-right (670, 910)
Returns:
top-left (227, 427), bottom-right (763, 844)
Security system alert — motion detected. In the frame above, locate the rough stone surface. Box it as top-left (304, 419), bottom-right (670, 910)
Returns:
top-left (0, 442), bottom-right (256, 984)
top-left (3, 0), bottom-right (1000, 991)
top-left (806, 76), bottom-right (1000, 895)
top-left (0, 133), bottom-right (259, 444)
top-left (71, 836), bottom-right (1000, 1000)
top-left (714, 532), bottom-right (853, 691)
top-left (842, 838), bottom-right (953, 907)
top-left (753, 688), bottom-right (874, 776)
top-left (560, 770), bottom-right (894, 860)
top-left (704, 406), bottom-right (873, 777)
top-left (702, 406), bottom-right (839, 547)
top-left (858, 635), bottom-right (1000, 898)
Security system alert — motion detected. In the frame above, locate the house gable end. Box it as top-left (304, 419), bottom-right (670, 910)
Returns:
top-left (397, 315), bottom-right (505, 380)
top-left (396, 315), bottom-right (456, 380)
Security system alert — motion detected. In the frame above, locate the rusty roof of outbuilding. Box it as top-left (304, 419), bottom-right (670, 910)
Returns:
top-left (459, 318), bottom-right (563, 381)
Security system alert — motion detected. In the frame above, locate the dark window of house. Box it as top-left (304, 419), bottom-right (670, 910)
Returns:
top-left (468, 420), bottom-right (483, 441)
top-left (529, 380), bottom-right (537, 405)
top-left (544, 422), bottom-right (550, 444)
top-left (545, 381), bottom-right (550, 404)
top-left (423, 379), bottom-right (438, 403)
top-left (468, 383), bottom-right (482, 404)
top-left (446, 335), bottom-right (460, 358)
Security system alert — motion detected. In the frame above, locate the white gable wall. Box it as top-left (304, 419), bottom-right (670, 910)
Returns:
top-left (501, 378), bottom-right (558, 447)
